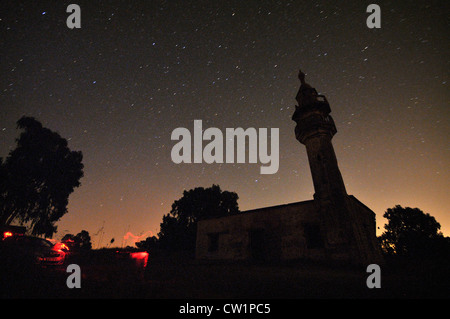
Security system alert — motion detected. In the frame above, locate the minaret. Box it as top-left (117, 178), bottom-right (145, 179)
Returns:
top-left (292, 70), bottom-right (382, 264)
top-left (292, 70), bottom-right (347, 201)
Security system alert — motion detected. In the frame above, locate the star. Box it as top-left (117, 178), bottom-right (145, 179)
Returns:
top-left (0, 0), bottom-right (447, 248)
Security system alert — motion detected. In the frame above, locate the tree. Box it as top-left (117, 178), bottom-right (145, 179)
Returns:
top-left (0, 116), bottom-right (84, 237)
top-left (62, 230), bottom-right (92, 250)
top-left (158, 184), bottom-right (240, 250)
top-left (379, 205), bottom-right (448, 258)
top-left (75, 230), bottom-right (92, 250)
top-left (136, 236), bottom-right (158, 251)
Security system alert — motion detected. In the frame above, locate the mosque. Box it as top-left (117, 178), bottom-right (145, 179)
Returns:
top-left (196, 70), bottom-right (383, 265)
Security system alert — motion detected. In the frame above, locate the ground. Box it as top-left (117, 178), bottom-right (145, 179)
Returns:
top-left (1, 250), bottom-right (448, 299)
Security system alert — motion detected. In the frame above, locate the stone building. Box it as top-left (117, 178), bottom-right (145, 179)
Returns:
top-left (196, 70), bottom-right (383, 265)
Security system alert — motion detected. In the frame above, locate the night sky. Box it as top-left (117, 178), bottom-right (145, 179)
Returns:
top-left (1, 1), bottom-right (448, 247)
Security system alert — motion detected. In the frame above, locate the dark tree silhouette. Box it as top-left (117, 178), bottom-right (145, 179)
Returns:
top-left (158, 184), bottom-right (240, 250)
top-left (379, 205), bottom-right (449, 258)
top-left (0, 116), bottom-right (84, 237)
top-left (136, 236), bottom-right (158, 251)
top-left (61, 230), bottom-right (92, 250)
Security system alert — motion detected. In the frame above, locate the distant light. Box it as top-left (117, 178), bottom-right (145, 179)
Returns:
top-left (92, 81), bottom-right (96, 84)
top-left (42, 12), bottom-right (46, 15)
top-left (3, 231), bottom-right (13, 239)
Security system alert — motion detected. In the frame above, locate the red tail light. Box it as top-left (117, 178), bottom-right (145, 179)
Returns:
top-left (130, 252), bottom-right (149, 268)
top-left (53, 242), bottom-right (69, 252)
top-left (3, 231), bottom-right (13, 239)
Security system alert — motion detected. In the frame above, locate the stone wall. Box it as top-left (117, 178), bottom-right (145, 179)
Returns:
top-left (196, 196), bottom-right (382, 265)
top-left (197, 200), bottom-right (321, 261)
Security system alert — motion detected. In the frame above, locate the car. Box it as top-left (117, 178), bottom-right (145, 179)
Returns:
top-left (1, 225), bottom-right (26, 239)
top-left (1, 235), bottom-right (66, 267)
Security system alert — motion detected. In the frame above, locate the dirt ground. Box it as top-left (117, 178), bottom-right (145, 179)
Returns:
top-left (1, 250), bottom-right (449, 299)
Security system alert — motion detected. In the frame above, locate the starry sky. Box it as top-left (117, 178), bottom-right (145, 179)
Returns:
top-left (1, 0), bottom-right (448, 247)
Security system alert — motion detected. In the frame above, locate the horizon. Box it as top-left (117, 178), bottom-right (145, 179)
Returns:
top-left (1, 1), bottom-right (448, 248)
